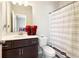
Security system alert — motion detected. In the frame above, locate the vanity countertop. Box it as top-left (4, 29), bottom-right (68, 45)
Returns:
top-left (1, 32), bottom-right (38, 41)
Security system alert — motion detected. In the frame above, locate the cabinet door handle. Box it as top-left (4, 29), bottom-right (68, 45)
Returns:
top-left (22, 49), bottom-right (23, 55)
top-left (19, 49), bottom-right (21, 56)
top-left (32, 41), bottom-right (36, 44)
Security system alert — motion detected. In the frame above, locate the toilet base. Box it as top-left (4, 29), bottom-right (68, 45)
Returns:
top-left (43, 53), bottom-right (55, 58)
top-left (38, 46), bottom-right (56, 58)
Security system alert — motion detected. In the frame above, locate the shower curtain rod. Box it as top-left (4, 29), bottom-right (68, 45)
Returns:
top-left (49, 1), bottom-right (76, 14)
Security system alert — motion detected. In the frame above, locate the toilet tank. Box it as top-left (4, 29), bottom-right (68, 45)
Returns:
top-left (39, 36), bottom-right (48, 47)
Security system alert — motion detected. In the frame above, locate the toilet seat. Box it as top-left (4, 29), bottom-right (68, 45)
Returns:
top-left (42, 46), bottom-right (55, 57)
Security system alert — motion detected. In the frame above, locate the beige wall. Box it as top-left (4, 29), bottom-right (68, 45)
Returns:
top-left (0, 2), bottom-right (2, 58)
top-left (11, 4), bottom-right (33, 25)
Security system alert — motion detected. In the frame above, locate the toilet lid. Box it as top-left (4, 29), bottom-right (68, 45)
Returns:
top-left (43, 46), bottom-right (55, 55)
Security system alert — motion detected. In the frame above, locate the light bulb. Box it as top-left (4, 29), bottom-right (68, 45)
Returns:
top-left (24, 1), bottom-right (29, 6)
top-left (12, 1), bottom-right (17, 5)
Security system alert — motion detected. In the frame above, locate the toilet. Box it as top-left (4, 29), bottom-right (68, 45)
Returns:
top-left (39, 36), bottom-right (56, 58)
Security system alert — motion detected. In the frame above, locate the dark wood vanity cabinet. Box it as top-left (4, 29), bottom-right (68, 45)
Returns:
top-left (2, 38), bottom-right (38, 58)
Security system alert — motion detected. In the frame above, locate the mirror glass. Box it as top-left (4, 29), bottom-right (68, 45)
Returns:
top-left (12, 11), bottom-right (27, 32)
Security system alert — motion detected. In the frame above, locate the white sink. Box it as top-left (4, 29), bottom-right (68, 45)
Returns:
top-left (2, 32), bottom-right (27, 40)
top-left (13, 34), bottom-right (27, 39)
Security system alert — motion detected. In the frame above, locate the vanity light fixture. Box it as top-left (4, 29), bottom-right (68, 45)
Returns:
top-left (11, 1), bottom-right (30, 6)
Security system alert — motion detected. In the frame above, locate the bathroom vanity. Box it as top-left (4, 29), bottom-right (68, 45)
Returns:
top-left (2, 33), bottom-right (38, 58)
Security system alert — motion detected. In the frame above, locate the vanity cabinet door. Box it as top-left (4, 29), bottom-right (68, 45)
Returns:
top-left (22, 44), bottom-right (38, 58)
top-left (2, 48), bottom-right (22, 58)
top-left (2, 38), bottom-right (38, 58)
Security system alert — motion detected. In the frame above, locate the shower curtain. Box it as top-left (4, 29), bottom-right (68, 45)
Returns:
top-left (49, 2), bottom-right (79, 58)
